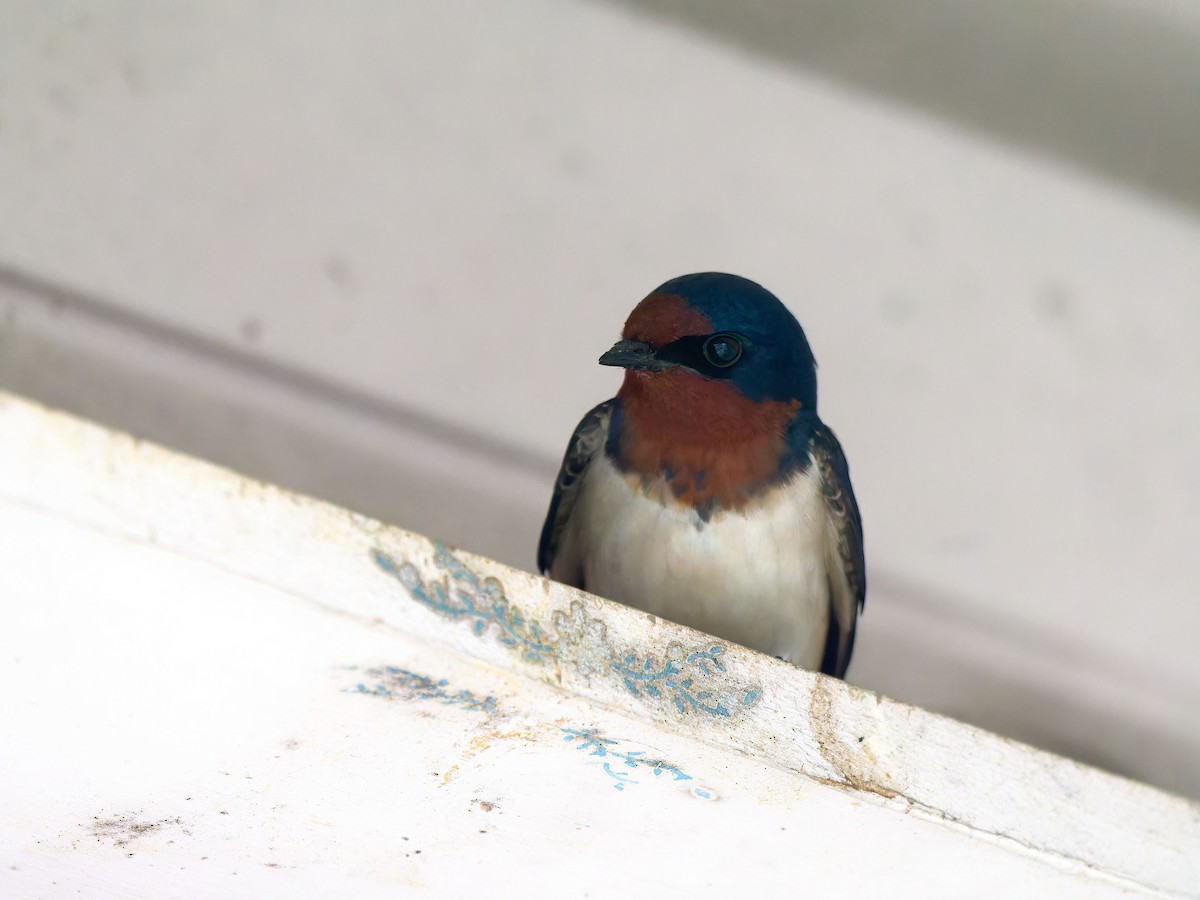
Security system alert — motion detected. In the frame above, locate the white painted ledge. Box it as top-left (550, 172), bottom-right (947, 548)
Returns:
top-left (1, 390), bottom-right (1197, 898)
top-left (3, 0), bottom-right (1200, 804)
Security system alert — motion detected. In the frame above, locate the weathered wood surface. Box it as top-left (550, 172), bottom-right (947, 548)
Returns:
top-left (1, 391), bottom-right (1197, 898)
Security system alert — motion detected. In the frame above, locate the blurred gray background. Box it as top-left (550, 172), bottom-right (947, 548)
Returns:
top-left (1, 0), bottom-right (1198, 798)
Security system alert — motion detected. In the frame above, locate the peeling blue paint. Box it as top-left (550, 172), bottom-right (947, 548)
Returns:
top-left (349, 665), bottom-right (497, 714)
top-left (374, 544), bottom-right (762, 719)
top-left (374, 546), bottom-right (554, 661)
top-left (612, 645), bottom-right (748, 717)
top-left (562, 727), bottom-right (695, 792)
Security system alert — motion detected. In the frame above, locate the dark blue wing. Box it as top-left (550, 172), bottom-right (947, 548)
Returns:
top-left (537, 399), bottom-right (615, 577)
top-left (811, 422), bottom-right (866, 678)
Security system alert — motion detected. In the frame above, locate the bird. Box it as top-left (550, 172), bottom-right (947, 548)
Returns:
top-left (538, 272), bottom-right (865, 678)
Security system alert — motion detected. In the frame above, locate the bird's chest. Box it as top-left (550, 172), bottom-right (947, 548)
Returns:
top-left (567, 453), bottom-right (830, 665)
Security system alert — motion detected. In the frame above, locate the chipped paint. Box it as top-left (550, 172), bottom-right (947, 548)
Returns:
top-left (435, 725), bottom-right (560, 787)
top-left (375, 543), bottom-right (761, 718)
top-left (348, 666), bottom-right (498, 714)
top-left (90, 815), bottom-right (188, 849)
top-left (561, 727), bottom-right (702, 794)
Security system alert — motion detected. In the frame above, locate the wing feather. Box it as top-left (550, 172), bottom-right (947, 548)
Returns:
top-left (811, 423), bottom-right (866, 678)
top-left (537, 399), bottom-right (615, 578)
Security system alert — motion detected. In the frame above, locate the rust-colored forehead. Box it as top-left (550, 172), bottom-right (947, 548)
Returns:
top-left (622, 292), bottom-right (713, 347)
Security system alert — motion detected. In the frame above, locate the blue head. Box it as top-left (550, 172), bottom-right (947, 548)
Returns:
top-left (601, 272), bottom-right (818, 411)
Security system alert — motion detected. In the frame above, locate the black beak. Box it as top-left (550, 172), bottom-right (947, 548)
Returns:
top-left (598, 339), bottom-right (671, 371)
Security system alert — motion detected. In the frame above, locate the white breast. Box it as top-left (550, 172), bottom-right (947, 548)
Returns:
top-left (552, 453), bottom-right (831, 668)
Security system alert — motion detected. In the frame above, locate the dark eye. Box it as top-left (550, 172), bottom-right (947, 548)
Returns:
top-left (703, 334), bottom-right (743, 368)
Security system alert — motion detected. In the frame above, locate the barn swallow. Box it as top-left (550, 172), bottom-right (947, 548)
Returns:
top-left (538, 273), bottom-right (865, 677)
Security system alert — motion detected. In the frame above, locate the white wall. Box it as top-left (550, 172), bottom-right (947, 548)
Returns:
top-left (1, 0), bottom-right (1198, 799)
